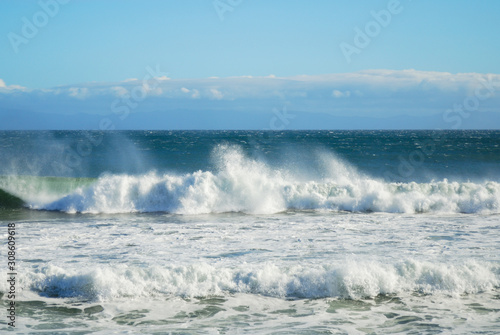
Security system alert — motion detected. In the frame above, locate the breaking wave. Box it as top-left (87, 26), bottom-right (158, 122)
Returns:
top-left (8, 260), bottom-right (500, 301)
top-left (3, 145), bottom-right (499, 214)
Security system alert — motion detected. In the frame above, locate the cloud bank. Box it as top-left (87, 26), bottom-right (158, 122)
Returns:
top-left (1, 70), bottom-right (499, 129)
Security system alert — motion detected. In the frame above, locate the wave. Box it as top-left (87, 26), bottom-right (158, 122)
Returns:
top-left (0, 188), bottom-right (25, 209)
top-left (8, 260), bottom-right (499, 301)
top-left (33, 145), bottom-right (499, 214)
top-left (0, 175), bottom-right (96, 209)
top-left (3, 145), bottom-right (499, 214)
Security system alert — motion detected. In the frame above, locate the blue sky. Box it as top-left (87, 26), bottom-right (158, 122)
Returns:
top-left (1, 0), bottom-right (500, 129)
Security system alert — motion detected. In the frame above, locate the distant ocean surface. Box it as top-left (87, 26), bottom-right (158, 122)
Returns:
top-left (1, 130), bottom-right (499, 334)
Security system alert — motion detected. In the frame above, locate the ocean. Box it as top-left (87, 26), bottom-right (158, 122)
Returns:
top-left (0, 130), bottom-right (499, 334)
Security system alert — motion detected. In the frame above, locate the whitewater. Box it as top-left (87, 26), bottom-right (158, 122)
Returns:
top-left (1, 130), bottom-right (499, 334)
top-left (2, 145), bottom-right (499, 215)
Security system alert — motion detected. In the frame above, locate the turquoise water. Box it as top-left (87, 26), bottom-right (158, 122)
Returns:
top-left (0, 130), bottom-right (499, 334)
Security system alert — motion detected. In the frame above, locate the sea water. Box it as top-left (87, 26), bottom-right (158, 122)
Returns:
top-left (0, 130), bottom-right (499, 334)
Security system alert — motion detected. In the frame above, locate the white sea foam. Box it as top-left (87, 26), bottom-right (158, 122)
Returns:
top-left (38, 145), bottom-right (500, 214)
top-left (12, 260), bottom-right (499, 302)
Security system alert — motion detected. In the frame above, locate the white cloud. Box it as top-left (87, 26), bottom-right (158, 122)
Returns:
top-left (68, 87), bottom-right (89, 99)
top-left (9, 85), bottom-right (27, 90)
top-left (191, 89), bottom-right (200, 99)
top-left (0, 79), bottom-right (27, 92)
top-left (141, 83), bottom-right (163, 96)
top-left (1, 70), bottom-right (499, 120)
top-left (332, 90), bottom-right (351, 98)
top-left (111, 86), bottom-right (129, 97)
top-left (210, 88), bottom-right (223, 100)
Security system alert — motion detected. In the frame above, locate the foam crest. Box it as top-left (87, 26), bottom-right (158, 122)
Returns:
top-left (33, 145), bottom-right (500, 214)
top-left (14, 260), bottom-right (500, 302)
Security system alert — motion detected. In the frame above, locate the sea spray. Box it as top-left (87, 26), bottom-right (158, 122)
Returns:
top-left (39, 145), bottom-right (500, 214)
